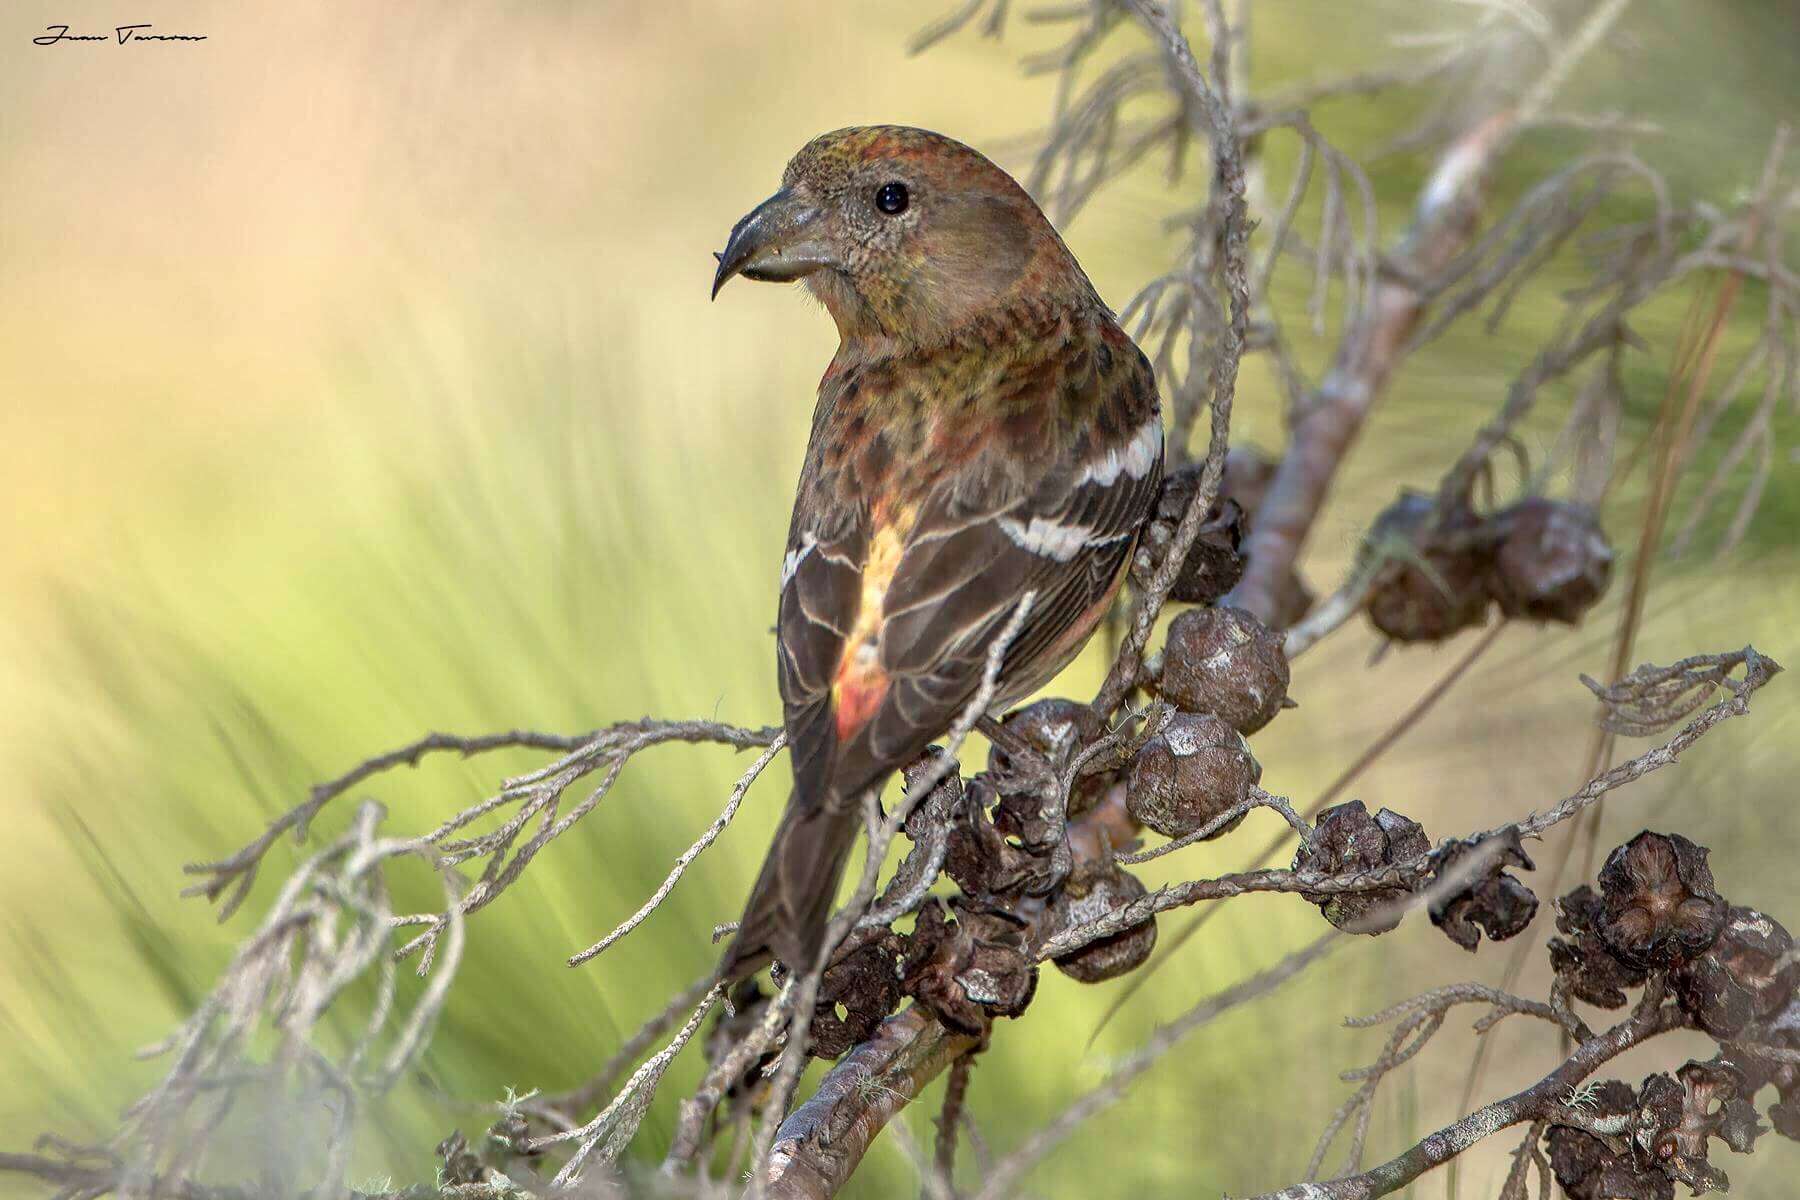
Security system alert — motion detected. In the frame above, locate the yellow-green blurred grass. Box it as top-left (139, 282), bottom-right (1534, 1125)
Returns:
top-left (2, 2), bottom-right (1798, 1196)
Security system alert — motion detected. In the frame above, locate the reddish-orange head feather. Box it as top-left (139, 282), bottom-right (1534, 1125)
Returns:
top-left (715, 126), bottom-right (1101, 348)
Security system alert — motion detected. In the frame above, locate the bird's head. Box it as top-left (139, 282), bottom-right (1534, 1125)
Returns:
top-left (712, 125), bottom-right (1097, 346)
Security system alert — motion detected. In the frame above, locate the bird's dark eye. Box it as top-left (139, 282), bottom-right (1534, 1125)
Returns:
top-left (874, 181), bottom-right (910, 215)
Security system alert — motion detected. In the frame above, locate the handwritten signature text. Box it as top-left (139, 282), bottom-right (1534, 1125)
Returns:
top-left (34, 24), bottom-right (208, 46)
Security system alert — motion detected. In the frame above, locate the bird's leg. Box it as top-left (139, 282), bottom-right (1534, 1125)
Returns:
top-left (976, 716), bottom-right (1054, 789)
top-left (975, 714), bottom-right (1021, 756)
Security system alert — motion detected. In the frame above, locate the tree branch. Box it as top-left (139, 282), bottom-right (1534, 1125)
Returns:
top-left (1226, 0), bottom-right (1637, 626)
top-left (1241, 1002), bottom-right (1688, 1200)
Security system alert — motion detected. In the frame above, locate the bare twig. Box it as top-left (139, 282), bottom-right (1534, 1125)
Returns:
top-left (1227, 0), bottom-right (1637, 626)
top-left (749, 592), bottom-right (1038, 1196)
top-left (1092, 0), bottom-right (1250, 716)
top-left (970, 935), bottom-right (1337, 1200)
top-left (1041, 647), bottom-right (1778, 959)
top-left (664, 980), bottom-right (795, 1172)
top-left (528, 970), bottom-right (720, 1125)
top-left (530, 982), bottom-right (723, 1183)
top-left (934, 1052), bottom-right (974, 1194)
top-left (181, 727), bottom-right (598, 920)
top-left (1242, 1002), bottom-right (1688, 1200)
top-left (569, 734), bottom-right (788, 965)
top-left (1306, 983), bottom-right (1585, 1181)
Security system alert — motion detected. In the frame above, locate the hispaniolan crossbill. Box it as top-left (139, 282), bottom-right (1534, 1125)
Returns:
top-left (712, 126), bottom-right (1164, 978)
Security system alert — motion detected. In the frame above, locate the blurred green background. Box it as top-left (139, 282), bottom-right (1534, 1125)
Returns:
top-left (2, 1), bottom-right (1797, 1196)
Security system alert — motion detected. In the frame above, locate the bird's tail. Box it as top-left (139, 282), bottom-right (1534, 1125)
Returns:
top-left (719, 794), bottom-right (859, 981)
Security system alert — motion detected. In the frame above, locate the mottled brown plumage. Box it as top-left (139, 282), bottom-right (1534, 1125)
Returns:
top-left (712, 126), bottom-right (1163, 978)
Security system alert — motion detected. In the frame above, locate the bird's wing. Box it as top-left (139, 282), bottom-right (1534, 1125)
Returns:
top-left (775, 337), bottom-right (1164, 813)
top-left (852, 410), bottom-right (1163, 786)
top-left (774, 496), bottom-right (869, 818)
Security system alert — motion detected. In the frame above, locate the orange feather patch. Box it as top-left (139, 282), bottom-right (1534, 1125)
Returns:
top-left (831, 504), bottom-right (914, 741)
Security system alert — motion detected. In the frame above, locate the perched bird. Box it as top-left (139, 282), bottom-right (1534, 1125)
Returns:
top-left (712, 126), bottom-right (1163, 979)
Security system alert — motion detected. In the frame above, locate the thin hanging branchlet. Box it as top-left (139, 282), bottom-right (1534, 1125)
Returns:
top-left (567, 734), bottom-right (789, 967)
top-left (520, 970), bottom-right (720, 1133)
top-left (27, 799), bottom-right (470, 1199)
top-left (1580, 646), bottom-right (1772, 737)
top-left (662, 976), bottom-right (796, 1174)
top-left (1090, 0), bottom-right (1250, 719)
top-left (969, 934), bottom-right (1339, 1200)
top-left (1305, 984), bottom-right (1580, 1183)
top-left (532, 981), bottom-right (725, 1185)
